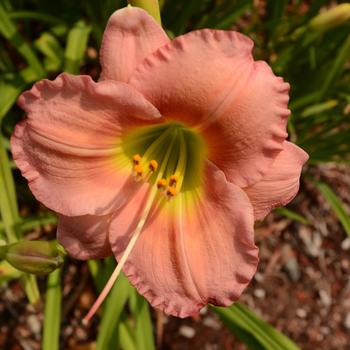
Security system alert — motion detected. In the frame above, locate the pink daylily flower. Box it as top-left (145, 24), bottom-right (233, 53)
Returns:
top-left (11, 7), bottom-right (308, 318)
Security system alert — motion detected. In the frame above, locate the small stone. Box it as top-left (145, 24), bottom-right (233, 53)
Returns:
top-left (203, 317), bottom-right (221, 330)
top-left (199, 306), bottom-right (208, 315)
top-left (75, 326), bottom-right (87, 341)
top-left (296, 308), bottom-right (307, 319)
top-left (79, 291), bottom-right (95, 309)
top-left (319, 289), bottom-right (332, 307)
top-left (284, 258), bottom-right (301, 282)
top-left (254, 288), bottom-right (266, 299)
top-left (299, 229), bottom-right (322, 257)
top-left (282, 245), bottom-right (300, 282)
top-left (254, 272), bottom-right (264, 283)
top-left (341, 238), bottom-right (350, 250)
top-left (27, 315), bottom-right (41, 335)
top-left (179, 325), bottom-right (195, 338)
top-left (320, 326), bottom-right (330, 335)
top-left (341, 259), bottom-right (350, 269)
top-left (344, 314), bottom-right (350, 329)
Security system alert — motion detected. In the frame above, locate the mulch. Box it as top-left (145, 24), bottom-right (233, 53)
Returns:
top-left (1, 164), bottom-right (350, 350)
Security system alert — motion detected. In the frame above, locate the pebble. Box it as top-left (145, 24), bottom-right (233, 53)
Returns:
top-left (299, 229), bottom-right (322, 257)
top-left (205, 345), bottom-right (219, 350)
top-left (199, 306), bottom-right (208, 315)
top-left (203, 316), bottom-right (221, 330)
top-left (341, 238), bottom-right (350, 251)
top-left (27, 315), bottom-right (41, 335)
top-left (282, 244), bottom-right (301, 282)
top-left (320, 326), bottom-right (330, 335)
top-left (179, 325), bottom-right (196, 338)
top-left (254, 272), bottom-right (264, 283)
top-left (341, 259), bottom-right (350, 269)
top-left (319, 289), bottom-right (332, 307)
top-left (284, 257), bottom-right (301, 282)
top-left (343, 314), bottom-right (350, 330)
top-left (296, 308), bottom-right (307, 319)
top-left (254, 288), bottom-right (266, 299)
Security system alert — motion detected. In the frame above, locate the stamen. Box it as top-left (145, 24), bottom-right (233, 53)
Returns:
top-left (83, 130), bottom-right (177, 324)
top-left (166, 186), bottom-right (177, 198)
top-left (149, 160), bottom-right (158, 172)
top-left (169, 175), bottom-right (178, 187)
top-left (132, 154), bottom-right (141, 165)
top-left (133, 164), bottom-right (143, 177)
top-left (157, 178), bottom-right (167, 189)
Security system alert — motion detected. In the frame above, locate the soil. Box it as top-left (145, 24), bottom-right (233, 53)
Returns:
top-left (1, 164), bottom-right (350, 350)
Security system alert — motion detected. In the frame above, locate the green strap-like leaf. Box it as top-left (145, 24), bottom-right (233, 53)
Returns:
top-left (96, 272), bottom-right (131, 350)
top-left (64, 21), bottom-right (91, 74)
top-left (212, 303), bottom-right (300, 350)
top-left (315, 181), bottom-right (350, 237)
top-left (0, 4), bottom-right (45, 78)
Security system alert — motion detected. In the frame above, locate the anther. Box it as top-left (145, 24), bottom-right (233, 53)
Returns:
top-left (166, 186), bottom-right (177, 198)
top-left (132, 154), bottom-right (142, 165)
top-left (157, 178), bottom-right (167, 189)
top-left (149, 160), bottom-right (158, 172)
top-left (133, 164), bottom-right (143, 177)
top-left (169, 175), bottom-right (178, 187)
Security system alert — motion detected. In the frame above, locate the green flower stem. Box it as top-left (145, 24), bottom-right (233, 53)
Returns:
top-left (127, 0), bottom-right (161, 24)
top-left (22, 274), bottom-right (40, 305)
top-left (0, 133), bottom-right (40, 304)
top-left (42, 268), bottom-right (62, 350)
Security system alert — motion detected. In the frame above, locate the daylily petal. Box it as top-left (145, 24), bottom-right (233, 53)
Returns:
top-left (244, 142), bottom-right (309, 220)
top-left (11, 73), bottom-right (161, 216)
top-left (100, 6), bottom-right (169, 82)
top-left (109, 162), bottom-right (258, 317)
top-left (129, 29), bottom-right (290, 187)
top-left (57, 214), bottom-right (112, 260)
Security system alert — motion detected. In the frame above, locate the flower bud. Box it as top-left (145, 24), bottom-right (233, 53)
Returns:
top-left (4, 240), bottom-right (65, 275)
top-left (309, 4), bottom-right (350, 33)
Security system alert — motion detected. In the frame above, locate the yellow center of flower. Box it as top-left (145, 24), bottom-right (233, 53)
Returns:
top-left (122, 122), bottom-right (206, 199)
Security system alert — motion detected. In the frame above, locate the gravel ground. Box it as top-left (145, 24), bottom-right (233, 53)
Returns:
top-left (1, 164), bottom-right (349, 350)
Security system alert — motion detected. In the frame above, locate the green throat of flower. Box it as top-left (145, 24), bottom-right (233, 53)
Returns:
top-left (122, 121), bottom-right (206, 199)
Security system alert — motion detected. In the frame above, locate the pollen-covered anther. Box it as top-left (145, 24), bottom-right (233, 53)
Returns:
top-left (133, 164), bottom-right (143, 177)
top-left (169, 175), bottom-right (178, 187)
top-left (166, 186), bottom-right (177, 198)
top-left (132, 154), bottom-right (142, 165)
top-left (157, 178), bottom-right (167, 189)
top-left (149, 160), bottom-right (158, 172)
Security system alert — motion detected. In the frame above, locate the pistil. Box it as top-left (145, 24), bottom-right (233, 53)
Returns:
top-left (83, 123), bottom-right (206, 323)
top-left (83, 130), bottom-right (177, 323)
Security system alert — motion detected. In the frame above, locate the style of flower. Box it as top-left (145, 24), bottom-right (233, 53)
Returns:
top-left (11, 6), bottom-right (308, 318)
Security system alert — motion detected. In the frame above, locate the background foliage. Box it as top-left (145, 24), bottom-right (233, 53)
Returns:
top-left (0, 0), bottom-right (349, 349)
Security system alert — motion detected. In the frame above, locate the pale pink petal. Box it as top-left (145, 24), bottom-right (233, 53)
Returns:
top-left (130, 30), bottom-right (290, 187)
top-left (245, 142), bottom-right (309, 220)
top-left (100, 7), bottom-right (169, 82)
top-left (57, 214), bottom-right (112, 260)
top-left (11, 73), bottom-right (161, 216)
top-left (109, 162), bottom-right (258, 317)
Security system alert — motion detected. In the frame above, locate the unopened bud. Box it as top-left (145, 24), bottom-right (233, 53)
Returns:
top-left (309, 4), bottom-right (350, 33)
top-left (4, 240), bottom-right (65, 275)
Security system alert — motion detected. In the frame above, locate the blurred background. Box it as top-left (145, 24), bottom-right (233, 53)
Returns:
top-left (0, 0), bottom-right (350, 349)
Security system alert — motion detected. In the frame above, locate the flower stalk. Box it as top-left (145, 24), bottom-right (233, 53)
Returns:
top-left (127, 0), bottom-right (161, 24)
